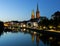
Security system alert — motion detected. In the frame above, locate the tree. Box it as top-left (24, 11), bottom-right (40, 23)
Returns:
top-left (51, 11), bottom-right (60, 30)
top-left (38, 17), bottom-right (49, 29)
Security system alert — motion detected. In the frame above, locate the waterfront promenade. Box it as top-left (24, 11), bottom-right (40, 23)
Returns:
top-left (20, 27), bottom-right (60, 38)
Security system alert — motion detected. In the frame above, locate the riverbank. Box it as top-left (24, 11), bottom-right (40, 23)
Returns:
top-left (26, 27), bottom-right (60, 33)
top-left (47, 29), bottom-right (60, 33)
top-left (4, 27), bottom-right (60, 36)
top-left (24, 28), bottom-right (60, 38)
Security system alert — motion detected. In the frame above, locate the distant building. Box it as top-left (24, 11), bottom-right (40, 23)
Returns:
top-left (31, 10), bottom-right (35, 19)
top-left (31, 4), bottom-right (40, 19)
top-left (28, 4), bottom-right (47, 28)
top-left (36, 4), bottom-right (40, 19)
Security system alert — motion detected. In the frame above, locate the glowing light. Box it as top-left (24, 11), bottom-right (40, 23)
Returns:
top-left (4, 24), bottom-right (8, 26)
top-left (49, 37), bottom-right (53, 40)
top-left (23, 29), bottom-right (26, 31)
top-left (43, 26), bottom-right (46, 29)
top-left (33, 22), bottom-right (38, 27)
top-left (34, 32), bottom-right (37, 34)
top-left (23, 24), bottom-right (26, 27)
top-left (21, 25), bottom-right (23, 27)
top-left (49, 26), bottom-right (53, 29)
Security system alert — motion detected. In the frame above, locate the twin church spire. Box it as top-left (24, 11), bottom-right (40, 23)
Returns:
top-left (37, 4), bottom-right (39, 12)
top-left (31, 4), bottom-right (40, 19)
top-left (31, 10), bottom-right (35, 19)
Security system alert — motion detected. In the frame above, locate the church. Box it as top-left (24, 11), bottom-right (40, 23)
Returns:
top-left (31, 4), bottom-right (40, 19)
top-left (27, 4), bottom-right (40, 28)
top-left (27, 4), bottom-right (47, 28)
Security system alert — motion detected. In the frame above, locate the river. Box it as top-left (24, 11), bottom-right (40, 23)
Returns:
top-left (0, 29), bottom-right (60, 46)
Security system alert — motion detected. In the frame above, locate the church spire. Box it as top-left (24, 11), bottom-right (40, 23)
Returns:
top-left (32, 10), bottom-right (34, 16)
top-left (31, 10), bottom-right (35, 19)
top-left (36, 3), bottom-right (40, 19)
top-left (37, 4), bottom-right (39, 11)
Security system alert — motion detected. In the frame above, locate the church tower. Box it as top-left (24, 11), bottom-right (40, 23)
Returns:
top-left (31, 10), bottom-right (35, 19)
top-left (36, 4), bottom-right (40, 19)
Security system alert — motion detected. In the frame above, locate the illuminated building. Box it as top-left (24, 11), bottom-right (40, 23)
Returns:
top-left (31, 4), bottom-right (40, 19)
top-left (31, 10), bottom-right (35, 19)
top-left (36, 4), bottom-right (40, 19)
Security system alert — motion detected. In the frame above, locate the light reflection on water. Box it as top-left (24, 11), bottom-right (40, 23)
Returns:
top-left (0, 29), bottom-right (59, 46)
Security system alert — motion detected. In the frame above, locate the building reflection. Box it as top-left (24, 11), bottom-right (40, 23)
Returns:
top-left (31, 32), bottom-right (40, 46)
top-left (0, 28), bottom-right (60, 46)
top-left (31, 33), bottom-right (35, 42)
top-left (28, 29), bottom-right (60, 46)
top-left (36, 34), bottom-right (40, 46)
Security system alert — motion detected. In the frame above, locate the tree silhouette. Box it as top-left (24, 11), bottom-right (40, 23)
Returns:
top-left (38, 17), bottom-right (49, 29)
top-left (51, 11), bottom-right (60, 30)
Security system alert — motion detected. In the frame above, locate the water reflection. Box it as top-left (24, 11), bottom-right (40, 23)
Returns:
top-left (20, 29), bottom-right (60, 46)
top-left (0, 29), bottom-right (60, 46)
top-left (36, 34), bottom-right (40, 46)
top-left (0, 31), bottom-right (3, 37)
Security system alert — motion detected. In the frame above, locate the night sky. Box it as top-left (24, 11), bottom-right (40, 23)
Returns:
top-left (0, 0), bottom-right (60, 22)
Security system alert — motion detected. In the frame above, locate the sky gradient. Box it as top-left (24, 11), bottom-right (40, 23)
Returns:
top-left (0, 0), bottom-right (60, 22)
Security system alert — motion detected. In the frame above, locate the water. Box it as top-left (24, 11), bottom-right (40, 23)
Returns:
top-left (0, 29), bottom-right (60, 46)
